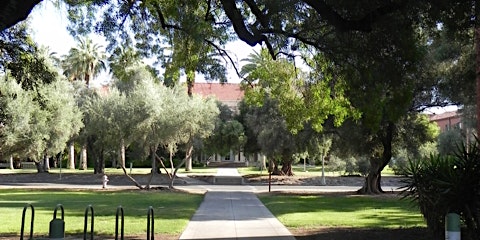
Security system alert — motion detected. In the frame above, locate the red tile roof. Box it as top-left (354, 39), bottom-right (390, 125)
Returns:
top-left (429, 111), bottom-right (458, 121)
top-left (192, 83), bottom-right (244, 101)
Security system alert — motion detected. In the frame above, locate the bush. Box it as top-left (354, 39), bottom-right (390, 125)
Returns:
top-left (325, 155), bottom-right (346, 173)
top-left (402, 141), bottom-right (480, 239)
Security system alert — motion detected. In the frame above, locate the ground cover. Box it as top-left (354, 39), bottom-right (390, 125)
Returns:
top-left (0, 189), bottom-right (202, 239)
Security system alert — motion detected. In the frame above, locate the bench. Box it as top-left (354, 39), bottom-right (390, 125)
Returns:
top-left (21, 162), bottom-right (37, 169)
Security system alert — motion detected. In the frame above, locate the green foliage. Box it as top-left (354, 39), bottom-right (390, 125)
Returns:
top-left (242, 49), bottom-right (359, 134)
top-left (61, 37), bottom-right (106, 86)
top-left (437, 128), bottom-right (464, 156)
top-left (402, 142), bottom-right (480, 239)
top-left (0, 77), bottom-right (82, 160)
top-left (0, 23), bottom-right (58, 90)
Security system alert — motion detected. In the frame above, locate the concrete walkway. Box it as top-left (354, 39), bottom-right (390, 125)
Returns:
top-left (179, 168), bottom-right (295, 240)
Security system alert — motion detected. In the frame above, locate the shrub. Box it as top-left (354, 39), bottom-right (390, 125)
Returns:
top-left (401, 141), bottom-right (480, 239)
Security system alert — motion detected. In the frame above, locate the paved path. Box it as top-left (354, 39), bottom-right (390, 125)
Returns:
top-left (179, 168), bottom-right (295, 240)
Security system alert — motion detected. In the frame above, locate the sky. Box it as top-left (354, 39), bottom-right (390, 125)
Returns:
top-left (27, 1), bottom-right (259, 86)
top-left (25, 1), bottom-right (456, 114)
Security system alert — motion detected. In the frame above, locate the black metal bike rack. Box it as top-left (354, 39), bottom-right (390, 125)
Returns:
top-left (83, 204), bottom-right (94, 240)
top-left (20, 204), bottom-right (34, 240)
top-left (115, 205), bottom-right (124, 240)
top-left (147, 206), bottom-right (154, 240)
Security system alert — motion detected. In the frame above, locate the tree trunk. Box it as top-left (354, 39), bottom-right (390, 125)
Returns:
top-left (184, 142), bottom-right (193, 172)
top-left (358, 122), bottom-right (394, 194)
top-left (150, 145), bottom-right (159, 174)
top-left (43, 155), bottom-right (50, 172)
top-left (80, 144), bottom-right (87, 170)
top-left (68, 142), bottom-right (75, 169)
top-left (281, 160), bottom-right (294, 176)
top-left (186, 69), bottom-right (195, 97)
top-left (358, 161), bottom-right (383, 194)
top-left (119, 139), bottom-right (126, 168)
top-left (170, 144), bottom-right (194, 188)
top-left (94, 149), bottom-right (104, 174)
top-left (476, 27), bottom-right (480, 135)
top-left (8, 155), bottom-right (14, 170)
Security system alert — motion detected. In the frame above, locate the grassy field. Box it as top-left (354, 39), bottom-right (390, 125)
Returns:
top-left (0, 189), bottom-right (203, 237)
top-left (259, 193), bottom-right (425, 229)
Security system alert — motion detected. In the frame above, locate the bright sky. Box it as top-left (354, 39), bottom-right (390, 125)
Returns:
top-left (27, 1), bottom-right (259, 85)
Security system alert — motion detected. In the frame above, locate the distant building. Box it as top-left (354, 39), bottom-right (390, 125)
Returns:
top-left (192, 82), bottom-right (253, 166)
top-left (428, 111), bottom-right (462, 132)
top-left (192, 82), bottom-right (244, 113)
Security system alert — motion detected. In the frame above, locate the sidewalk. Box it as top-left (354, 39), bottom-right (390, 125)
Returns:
top-left (179, 168), bottom-right (295, 240)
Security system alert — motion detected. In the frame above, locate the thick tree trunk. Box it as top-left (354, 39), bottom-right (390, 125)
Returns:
top-left (0, 0), bottom-right (42, 31)
top-left (358, 161), bottom-right (383, 194)
top-left (68, 142), bottom-right (75, 169)
top-left (358, 122), bottom-right (394, 194)
top-left (281, 160), bottom-right (294, 176)
top-left (476, 28), bottom-right (480, 135)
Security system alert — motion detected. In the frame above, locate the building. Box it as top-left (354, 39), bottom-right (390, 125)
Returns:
top-left (428, 111), bottom-right (462, 132)
top-left (192, 82), bottom-right (244, 113)
top-left (192, 82), bottom-right (251, 165)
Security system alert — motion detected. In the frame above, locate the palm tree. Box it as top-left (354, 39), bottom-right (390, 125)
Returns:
top-left (62, 38), bottom-right (106, 87)
top-left (240, 49), bottom-right (271, 86)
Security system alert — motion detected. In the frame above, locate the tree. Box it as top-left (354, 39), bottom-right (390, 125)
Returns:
top-left (0, 22), bottom-right (57, 90)
top-left (243, 97), bottom-right (298, 175)
top-left (203, 101), bottom-right (246, 159)
top-left (0, 76), bottom-right (83, 172)
top-left (62, 37), bottom-right (106, 87)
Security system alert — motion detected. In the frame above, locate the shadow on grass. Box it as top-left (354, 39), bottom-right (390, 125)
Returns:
top-left (293, 227), bottom-right (432, 240)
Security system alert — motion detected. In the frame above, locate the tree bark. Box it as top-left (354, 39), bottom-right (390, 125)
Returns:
top-left (184, 142), bottom-right (193, 172)
top-left (170, 144), bottom-right (194, 188)
top-left (119, 139), bottom-right (126, 168)
top-left (281, 160), bottom-right (294, 176)
top-left (43, 154), bottom-right (50, 172)
top-left (358, 122), bottom-right (394, 194)
top-left (476, 27), bottom-right (480, 135)
top-left (68, 142), bottom-right (75, 169)
top-left (8, 155), bottom-right (14, 170)
top-left (80, 144), bottom-right (87, 170)
top-left (0, 0), bottom-right (42, 31)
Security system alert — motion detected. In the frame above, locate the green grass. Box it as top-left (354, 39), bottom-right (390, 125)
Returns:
top-left (259, 194), bottom-right (425, 229)
top-left (0, 189), bottom-right (203, 237)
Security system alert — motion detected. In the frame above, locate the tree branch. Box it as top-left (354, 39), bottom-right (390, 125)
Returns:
top-left (220, 0), bottom-right (276, 59)
top-left (204, 39), bottom-right (245, 81)
top-left (302, 0), bottom-right (405, 32)
top-left (0, 0), bottom-right (43, 32)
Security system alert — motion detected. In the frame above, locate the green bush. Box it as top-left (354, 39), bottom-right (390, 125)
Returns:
top-left (402, 141), bottom-right (480, 239)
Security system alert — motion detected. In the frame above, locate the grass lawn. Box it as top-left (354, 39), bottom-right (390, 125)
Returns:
top-left (259, 193), bottom-right (425, 229)
top-left (0, 189), bottom-right (203, 238)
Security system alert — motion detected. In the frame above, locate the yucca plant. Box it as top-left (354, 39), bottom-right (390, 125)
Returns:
top-left (401, 140), bottom-right (480, 239)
